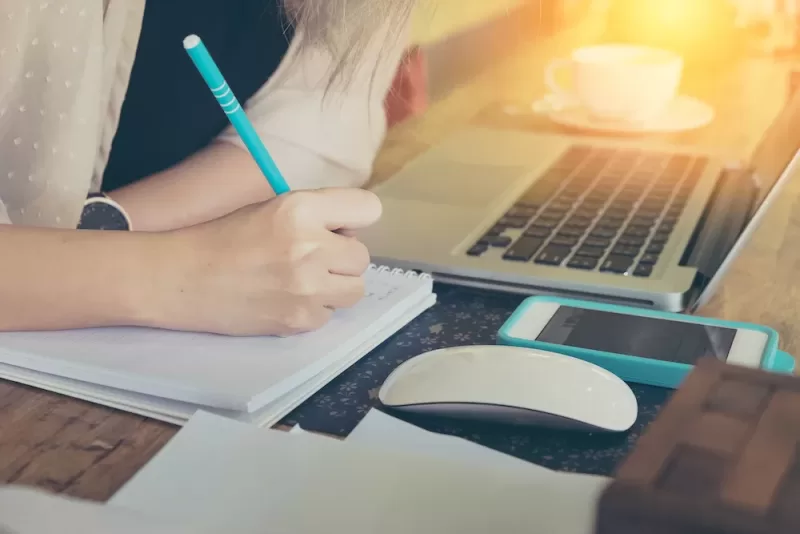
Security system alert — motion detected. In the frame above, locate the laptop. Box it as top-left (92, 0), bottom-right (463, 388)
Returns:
top-left (360, 95), bottom-right (800, 313)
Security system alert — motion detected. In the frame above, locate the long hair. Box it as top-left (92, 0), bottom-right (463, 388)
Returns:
top-left (282, 0), bottom-right (416, 86)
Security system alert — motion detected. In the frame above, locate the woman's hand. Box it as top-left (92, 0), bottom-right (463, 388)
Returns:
top-left (152, 187), bottom-right (382, 336)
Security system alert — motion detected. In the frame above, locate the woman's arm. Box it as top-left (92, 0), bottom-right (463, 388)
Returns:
top-left (0, 187), bottom-right (382, 336)
top-left (109, 20), bottom-right (410, 232)
top-left (0, 226), bottom-right (168, 331)
top-left (108, 142), bottom-right (275, 232)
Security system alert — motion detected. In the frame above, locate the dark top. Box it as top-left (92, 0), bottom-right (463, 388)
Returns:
top-left (102, 1), bottom-right (294, 191)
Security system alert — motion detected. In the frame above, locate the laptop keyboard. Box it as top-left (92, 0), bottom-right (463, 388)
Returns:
top-left (467, 145), bottom-right (707, 277)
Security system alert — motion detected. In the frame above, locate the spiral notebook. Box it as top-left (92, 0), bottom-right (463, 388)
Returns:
top-left (0, 265), bottom-right (436, 427)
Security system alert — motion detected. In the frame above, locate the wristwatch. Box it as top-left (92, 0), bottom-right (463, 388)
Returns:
top-left (78, 193), bottom-right (132, 231)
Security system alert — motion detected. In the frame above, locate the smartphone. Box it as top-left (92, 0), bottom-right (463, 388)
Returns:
top-left (497, 297), bottom-right (789, 388)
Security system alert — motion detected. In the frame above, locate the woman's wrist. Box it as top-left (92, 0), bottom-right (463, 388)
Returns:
top-left (117, 230), bottom-right (195, 330)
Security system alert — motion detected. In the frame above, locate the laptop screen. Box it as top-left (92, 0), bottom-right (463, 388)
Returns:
top-left (691, 85), bottom-right (800, 310)
top-left (747, 87), bottom-right (800, 219)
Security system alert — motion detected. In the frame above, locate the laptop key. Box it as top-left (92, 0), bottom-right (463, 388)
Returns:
top-left (503, 237), bottom-right (545, 262)
top-left (613, 201), bottom-right (637, 212)
top-left (590, 227), bottom-right (617, 239)
top-left (582, 200), bottom-right (606, 211)
top-left (611, 245), bottom-right (641, 257)
top-left (524, 226), bottom-right (552, 238)
top-left (551, 235), bottom-right (579, 247)
top-left (535, 246), bottom-right (572, 266)
top-left (639, 253), bottom-right (659, 265)
top-left (595, 178), bottom-right (618, 188)
top-left (632, 215), bottom-right (657, 227)
top-left (498, 216), bottom-right (530, 228)
top-left (557, 192), bottom-right (581, 204)
top-left (646, 243), bottom-right (664, 254)
top-left (666, 203), bottom-right (684, 214)
top-left (657, 221), bottom-right (675, 233)
top-left (482, 235), bottom-right (513, 248)
top-left (583, 237), bottom-right (611, 248)
top-left (647, 191), bottom-right (672, 203)
top-left (558, 226), bottom-right (585, 238)
top-left (629, 172), bottom-right (653, 183)
top-left (633, 263), bottom-right (654, 277)
top-left (596, 217), bottom-right (623, 230)
top-left (567, 256), bottom-right (599, 270)
top-left (623, 227), bottom-right (650, 238)
top-left (585, 193), bottom-right (609, 204)
top-left (564, 216), bottom-right (593, 228)
top-left (549, 200), bottom-right (575, 212)
top-left (506, 206), bottom-right (538, 218)
top-left (616, 235), bottom-right (645, 247)
top-left (575, 246), bottom-right (605, 258)
top-left (605, 207), bottom-right (630, 218)
top-left (651, 232), bottom-right (671, 244)
top-left (563, 182), bottom-right (586, 194)
top-left (616, 191), bottom-right (642, 202)
top-left (518, 183), bottom-right (558, 208)
top-left (650, 182), bottom-right (675, 192)
top-left (575, 206), bottom-right (602, 218)
top-left (467, 243), bottom-right (488, 256)
top-left (601, 210), bottom-right (627, 221)
top-left (541, 208), bottom-right (568, 220)
top-left (600, 255), bottom-right (634, 274)
top-left (635, 208), bottom-right (662, 219)
top-left (484, 225), bottom-right (507, 237)
top-left (531, 218), bottom-right (560, 230)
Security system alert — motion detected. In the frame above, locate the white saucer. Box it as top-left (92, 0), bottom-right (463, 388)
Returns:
top-left (530, 94), bottom-right (715, 135)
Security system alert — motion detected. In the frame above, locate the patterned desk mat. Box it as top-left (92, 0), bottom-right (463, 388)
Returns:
top-left (282, 284), bottom-right (672, 476)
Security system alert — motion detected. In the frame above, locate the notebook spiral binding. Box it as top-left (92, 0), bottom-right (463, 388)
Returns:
top-left (368, 263), bottom-right (432, 280)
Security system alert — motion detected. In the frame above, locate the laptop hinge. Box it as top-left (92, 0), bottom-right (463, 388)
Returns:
top-left (681, 167), bottom-right (758, 300)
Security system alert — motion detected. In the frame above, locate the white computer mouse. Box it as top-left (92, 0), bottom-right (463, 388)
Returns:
top-left (378, 345), bottom-right (638, 432)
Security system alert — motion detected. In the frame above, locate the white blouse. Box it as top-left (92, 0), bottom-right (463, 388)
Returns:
top-left (0, 0), bottom-right (408, 228)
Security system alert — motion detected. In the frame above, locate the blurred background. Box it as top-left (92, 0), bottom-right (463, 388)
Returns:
top-left (391, 0), bottom-right (800, 123)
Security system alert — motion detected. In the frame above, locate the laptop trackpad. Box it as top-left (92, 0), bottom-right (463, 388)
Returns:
top-left (377, 162), bottom-right (528, 207)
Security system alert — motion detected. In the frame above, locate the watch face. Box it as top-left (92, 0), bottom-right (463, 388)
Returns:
top-left (78, 198), bottom-right (130, 231)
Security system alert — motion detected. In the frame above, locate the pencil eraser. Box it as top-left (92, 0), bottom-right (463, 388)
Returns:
top-left (183, 35), bottom-right (201, 50)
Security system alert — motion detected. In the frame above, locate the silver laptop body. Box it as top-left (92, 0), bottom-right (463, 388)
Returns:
top-left (360, 108), bottom-right (800, 312)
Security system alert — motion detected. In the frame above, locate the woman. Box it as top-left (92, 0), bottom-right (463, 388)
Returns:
top-left (0, 0), bottom-right (413, 336)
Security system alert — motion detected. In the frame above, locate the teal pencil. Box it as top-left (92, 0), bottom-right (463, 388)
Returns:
top-left (183, 34), bottom-right (291, 195)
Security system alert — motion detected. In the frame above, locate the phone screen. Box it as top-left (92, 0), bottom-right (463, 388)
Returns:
top-left (535, 306), bottom-right (736, 364)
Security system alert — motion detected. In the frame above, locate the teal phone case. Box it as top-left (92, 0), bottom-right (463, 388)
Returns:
top-left (497, 296), bottom-right (795, 389)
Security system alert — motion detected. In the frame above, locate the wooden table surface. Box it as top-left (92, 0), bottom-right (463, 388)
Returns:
top-left (3, 15), bottom-right (800, 503)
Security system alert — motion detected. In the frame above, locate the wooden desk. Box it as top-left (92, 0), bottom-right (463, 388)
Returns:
top-left (2, 18), bottom-right (800, 503)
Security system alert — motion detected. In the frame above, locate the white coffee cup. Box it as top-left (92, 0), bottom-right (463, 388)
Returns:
top-left (545, 44), bottom-right (684, 123)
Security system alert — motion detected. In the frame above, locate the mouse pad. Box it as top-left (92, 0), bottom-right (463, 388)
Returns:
top-left (281, 284), bottom-right (672, 477)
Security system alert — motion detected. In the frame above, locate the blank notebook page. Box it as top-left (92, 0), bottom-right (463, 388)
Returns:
top-left (0, 265), bottom-right (433, 412)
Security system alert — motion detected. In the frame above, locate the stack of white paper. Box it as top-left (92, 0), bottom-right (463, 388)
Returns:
top-left (0, 266), bottom-right (435, 427)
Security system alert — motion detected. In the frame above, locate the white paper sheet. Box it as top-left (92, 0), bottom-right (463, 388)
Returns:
top-left (112, 412), bottom-right (611, 534)
top-left (346, 409), bottom-right (555, 474)
top-left (0, 294), bottom-right (435, 428)
top-left (0, 486), bottom-right (198, 534)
